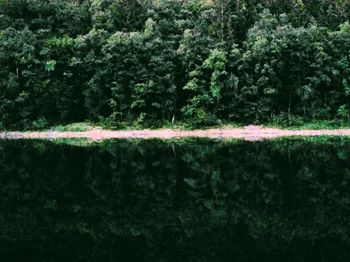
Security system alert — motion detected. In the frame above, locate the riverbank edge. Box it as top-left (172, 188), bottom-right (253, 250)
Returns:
top-left (3, 125), bottom-right (350, 142)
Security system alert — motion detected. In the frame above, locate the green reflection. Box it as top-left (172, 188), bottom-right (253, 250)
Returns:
top-left (0, 138), bottom-right (349, 261)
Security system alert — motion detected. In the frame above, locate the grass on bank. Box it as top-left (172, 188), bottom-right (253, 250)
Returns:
top-left (2, 119), bottom-right (350, 133)
top-left (45, 120), bottom-right (243, 132)
top-left (264, 120), bottom-right (350, 130)
top-left (47, 119), bottom-right (350, 132)
top-left (49, 122), bottom-right (96, 132)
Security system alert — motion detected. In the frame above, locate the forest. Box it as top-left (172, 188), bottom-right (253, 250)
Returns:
top-left (0, 0), bottom-right (350, 130)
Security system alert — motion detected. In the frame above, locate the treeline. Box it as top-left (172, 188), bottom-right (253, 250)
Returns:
top-left (1, 0), bottom-right (350, 129)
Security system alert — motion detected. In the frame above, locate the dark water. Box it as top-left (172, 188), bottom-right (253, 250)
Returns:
top-left (0, 138), bottom-right (350, 262)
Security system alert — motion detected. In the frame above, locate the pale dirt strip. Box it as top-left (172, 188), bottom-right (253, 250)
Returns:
top-left (2, 126), bottom-right (350, 141)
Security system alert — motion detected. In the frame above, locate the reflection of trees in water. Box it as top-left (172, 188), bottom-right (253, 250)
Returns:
top-left (0, 139), bottom-right (350, 261)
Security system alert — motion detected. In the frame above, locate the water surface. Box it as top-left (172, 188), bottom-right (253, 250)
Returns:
top-left (0, 138), bottom-right (349, 261)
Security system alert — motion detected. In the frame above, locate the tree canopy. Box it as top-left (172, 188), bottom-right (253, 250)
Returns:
top-left (1, 0), bottom-right (350, 129)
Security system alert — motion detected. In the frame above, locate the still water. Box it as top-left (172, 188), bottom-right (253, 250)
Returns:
top-left (0, 138), bottom-right (350, 261)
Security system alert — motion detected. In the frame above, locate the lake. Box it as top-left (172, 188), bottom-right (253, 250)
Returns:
top-left (0, 138), bottom-right (349, 261)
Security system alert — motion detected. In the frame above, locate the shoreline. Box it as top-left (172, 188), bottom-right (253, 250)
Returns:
top-left (2, 125), bottom-right (350, 141)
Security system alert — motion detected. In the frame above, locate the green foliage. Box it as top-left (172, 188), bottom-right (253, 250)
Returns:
top-left (182, 48), bottom-right (228, 124)
top-left (31, 117), bottom-right (49, 130)
top-left (1, 0), bottom-right (350, 129)
top-left (49, 122), bottom-right (95, 132)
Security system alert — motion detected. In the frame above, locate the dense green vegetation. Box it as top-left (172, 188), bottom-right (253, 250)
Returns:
top-left (1, 138), bottom-right (350, 261)
top-left (1, 0), bottom-right (350, 130)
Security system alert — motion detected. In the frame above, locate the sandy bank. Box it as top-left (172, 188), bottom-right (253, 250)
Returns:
top-left (2, 125), bottom-right (350, 141)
